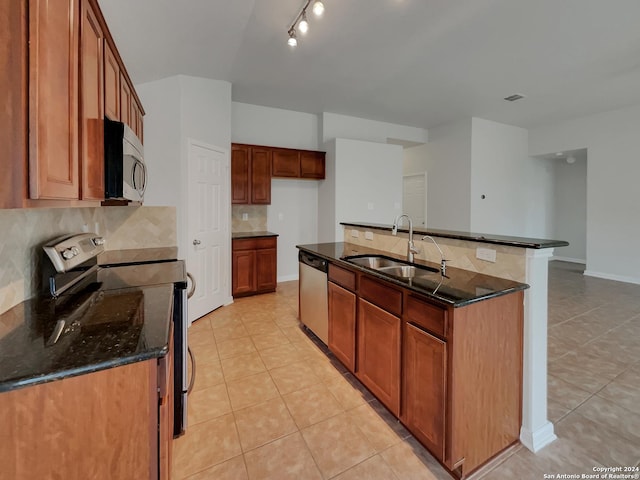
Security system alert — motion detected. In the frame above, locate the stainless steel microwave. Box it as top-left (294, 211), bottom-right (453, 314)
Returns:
top-left (104, 118), bottom-right (147, 202)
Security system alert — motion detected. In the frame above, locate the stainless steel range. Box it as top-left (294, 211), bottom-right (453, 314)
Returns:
top-left (42, 233), bottom-right (192, 437)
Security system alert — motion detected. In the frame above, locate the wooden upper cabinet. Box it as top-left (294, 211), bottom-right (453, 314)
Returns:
top-left (250, 148), bottom-right (271, 204)
top-left (104, 41), bottom-right (120, 121)
top-left (120, 73), bottom-right (132, 129)
top-left (28, 0), bottom-right (80, 199)
top-left (79, 0), bottom-right (104, 200)
top-left (272, 148), bottom-right (300, 177)
top-left (300, 151), bottom-right (325, 179)
top-left (231, 144), bottom-right (271, 205)
top-left (231, 144), bottom-right (250, 204)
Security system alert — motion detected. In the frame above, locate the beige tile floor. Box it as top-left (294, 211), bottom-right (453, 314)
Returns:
top-left (174, 262), bottom-right (640, 480)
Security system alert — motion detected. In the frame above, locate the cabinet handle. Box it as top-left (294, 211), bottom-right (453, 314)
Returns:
top-left (187, 346), bottom-right (196, 394)
top-left (186, 272), bottom-right (196, 299)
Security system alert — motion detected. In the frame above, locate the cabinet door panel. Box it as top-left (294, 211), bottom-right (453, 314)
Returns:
top-left (79, 0), bottom-right (104, 200)
top-left (256, 248), bottom-right (277, 292)
top-left (357, 299), bottom-right (401, 416)
top-left (231, 145), bottom-right (250, 204)
top-left (119, 73), bottom-right (132, 129)
top-left (250, 148), bottom-right (272, 204)
top-left (300, 151), bottom-right (325, 179)
top-left (272, 149), bottom-right (300, 177)
top-left (403, 322), bottom-right (446, 461)
top-left (232, 250), bottom-right (256, 296)
top-left (328, 282), bottom-right (356, 372)
top-left (28, 0), bottom-right (80, 199)
top-left (104, 41), bottom-right (120, 121)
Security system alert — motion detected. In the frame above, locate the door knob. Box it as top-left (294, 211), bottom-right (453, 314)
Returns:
top-left (193, 239), bottom-right (201, 246)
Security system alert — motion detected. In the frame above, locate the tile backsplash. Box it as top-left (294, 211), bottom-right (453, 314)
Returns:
top-left (231, 205), bottom-right (267, 233)
top-left (343, 227), bottom-right (527, 282)
top-left (0, 206), bottom-right (176, 314)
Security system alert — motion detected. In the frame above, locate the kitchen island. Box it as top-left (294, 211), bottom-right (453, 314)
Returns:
top-left (337, 222), bottom-right (569, 457)
top-left (298, 241), bottom-right (529, 478)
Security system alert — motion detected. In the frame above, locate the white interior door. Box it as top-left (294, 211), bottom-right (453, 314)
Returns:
top-left (403, 173), bottom-right (427, 227)
top-left (187, 139), bottom-right (229, 323)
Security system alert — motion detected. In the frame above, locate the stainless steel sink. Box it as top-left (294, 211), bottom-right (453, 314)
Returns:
top-left (344, 255), bottom-right (439, 279)
top-left (346, 256), bottom-right (408, 269)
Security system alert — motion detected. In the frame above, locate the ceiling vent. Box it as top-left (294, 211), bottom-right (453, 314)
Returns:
top-left (504, 93), bottom-right (526, 102)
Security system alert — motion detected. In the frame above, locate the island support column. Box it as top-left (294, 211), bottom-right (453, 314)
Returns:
top-left (520, 247), bottom-right (557, 452)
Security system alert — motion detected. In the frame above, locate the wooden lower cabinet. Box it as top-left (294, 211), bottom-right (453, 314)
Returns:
top-left (232, 250), bottom-right (256, 296)
top-left (0, 358), bottom-right (171, 479)
top-left (328, 281), bottom-right (357, 372)
top-left (356, 298), bottom-right (401, 416)
top-left (403, 322), bottom-right (447, 461)
top-left (232, 236), bottom-right (277, 297)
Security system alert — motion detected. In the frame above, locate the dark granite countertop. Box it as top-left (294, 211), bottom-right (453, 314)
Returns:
top-left (0, 284), bottom-right (173, 393)
top-left (297, 242), bottom-right (528, 307)
top-left (340, 222), bottom-right (569, 249)
top-left (232, 231), bottom-right (279, 239)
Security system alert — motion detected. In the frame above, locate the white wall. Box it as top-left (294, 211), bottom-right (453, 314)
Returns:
top-left (553, 157), bottom-right (587, 262)
top-left (530, 104), bottom-right (640, 283)
top-left (418, 119), bottom-right (472, 231)
top-left (470, 118), bottom-right (553, 238)
top-left (321, 112), bottom-right (427, 145)
top-left (319, 138), bottom-right (403, 242)
top-left (137, 75), bottom-right (232, 259)
top-left (232, 103), bottom-right (320, 281)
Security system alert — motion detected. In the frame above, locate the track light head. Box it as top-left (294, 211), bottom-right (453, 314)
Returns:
top-left (299, 11), bottom-right (309, 34)
top-left (287, 29), bottom-right (297, 47)
top-left (312, 1), bottom-right (325, 16)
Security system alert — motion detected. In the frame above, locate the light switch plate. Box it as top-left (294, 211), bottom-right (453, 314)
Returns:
top-left (476, 247), bottom-right (497, 262)
top-left (364, 231), bottom-right (374, 240)
top-left (367, 202), bottom-right (374, 210)
top-left (242, 213), bottom-right (249, 221)
top-left (351, 229), bottom-right (359, 238)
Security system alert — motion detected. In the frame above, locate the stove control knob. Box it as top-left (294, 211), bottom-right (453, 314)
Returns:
top-left (92, 237), bottom-right (105, 246)
top-left (62, 248), bottom-right (76, 260)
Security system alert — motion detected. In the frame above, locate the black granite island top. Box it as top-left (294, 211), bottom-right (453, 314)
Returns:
top-left (232, 231), bottom-right (279, 239)
top-left (297, 242), bottom-right (528, 308)
top-left (341, 222), bottom-right (569, 249)
top-left (0, 284), bottom-right (173, 393)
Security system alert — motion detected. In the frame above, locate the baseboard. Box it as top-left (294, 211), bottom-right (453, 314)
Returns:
top-left (520, 422), bottom-right (557, 453)
top-left (583, 270), bottom-right (640, 285)
top-left (550, 256), bottom-right (586, 264)
top-left (278, 274), bottom-right (299, 283)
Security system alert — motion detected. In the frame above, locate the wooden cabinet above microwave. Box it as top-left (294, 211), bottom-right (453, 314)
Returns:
top-left (0, 0), bottom-right (144, 208)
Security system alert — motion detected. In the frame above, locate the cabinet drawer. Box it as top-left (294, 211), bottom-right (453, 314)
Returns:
top-left (232, 237), bottom-right (277, 251)
top-left (359, 276), bottom-right (402, 317)
top-left (405, 295), bottom-right (447, 338)
top-left (328, 263), bottom-right (356, 291)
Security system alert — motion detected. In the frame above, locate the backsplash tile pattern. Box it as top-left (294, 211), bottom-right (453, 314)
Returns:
top-left (232, 205), bottom-right (267, 233)
top-left (0, 206), bottom-right (176, 314)
top-left (343, 227), bottom-right (527, 282)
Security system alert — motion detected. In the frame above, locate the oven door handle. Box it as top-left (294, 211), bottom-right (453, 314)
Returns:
top-left (187, 346), bottom-right (196, 394)
top-left (186, 272), bottom-right (196, 299)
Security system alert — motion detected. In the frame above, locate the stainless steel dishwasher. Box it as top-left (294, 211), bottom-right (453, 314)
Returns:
top-left (298, 251), bottom-right (329, 345)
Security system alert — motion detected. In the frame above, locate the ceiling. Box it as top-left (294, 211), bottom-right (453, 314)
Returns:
top-left (98, 0), bottom-right (640, 130)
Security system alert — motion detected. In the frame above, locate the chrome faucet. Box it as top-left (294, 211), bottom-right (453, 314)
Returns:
top-left (421, 234), bottom-right (449, 276)
top-left (392, 214), bottom-right (419, 262)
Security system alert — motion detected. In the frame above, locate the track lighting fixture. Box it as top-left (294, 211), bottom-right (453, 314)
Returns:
top-left (287, 29), bottom-right (298, 47)
top-left (287, 0), bottom-right (326, 47)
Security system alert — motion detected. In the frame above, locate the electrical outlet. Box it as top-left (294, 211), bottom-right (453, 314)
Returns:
top-left (278, 213), bottom-right (284, 221)
top-left (351, 229), bottom-right (359, 238)
top-left (476, 247), bottom-right (497, 262)
top-left (367, 202), bottom-right (374, 210)
top-left (364, 231), bottom-right (374, 240)
top-left (242, 213), bottom-right (248, 221)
